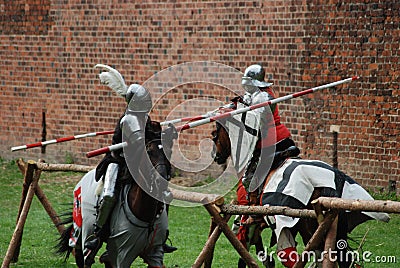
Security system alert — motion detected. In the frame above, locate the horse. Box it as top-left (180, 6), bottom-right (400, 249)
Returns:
top-left (56, 120), bottom-right (175, 268)
top-left (212, 121), bottom-right (274, 268)
top-left (211, 121), bottom-right (390, 268)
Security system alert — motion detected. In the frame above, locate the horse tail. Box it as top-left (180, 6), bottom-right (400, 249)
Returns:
top-left (54, 210), bottom-right (74, 261)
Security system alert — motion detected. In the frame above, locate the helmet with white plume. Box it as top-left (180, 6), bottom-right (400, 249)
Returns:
top-left (95, 64), bottom-right (152, 112)
top-left (242, 64), bottom-right (273, 93)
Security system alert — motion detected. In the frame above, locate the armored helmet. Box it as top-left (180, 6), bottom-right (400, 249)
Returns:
top-left (126, 84), bottom-right (152, 113)
top-left (242, 64), bottom-right (273, 88)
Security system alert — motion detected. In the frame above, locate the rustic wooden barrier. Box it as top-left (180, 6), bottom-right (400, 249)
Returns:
top-left (1, 159), bottom-right (94, 268)
top-left (314, 196), bottom-right (400, 213)
top-left (3, 160), bottom-right (400, 268)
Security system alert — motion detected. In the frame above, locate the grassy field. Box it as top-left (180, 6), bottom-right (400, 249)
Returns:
top-left (0, 159), bottom-right (399, 267)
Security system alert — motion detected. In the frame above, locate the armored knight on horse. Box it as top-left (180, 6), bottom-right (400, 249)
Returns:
top-left (57, 64), bottom-right (177, 268)
top-left (216, 64), bottom-right (299, 268)
top-left (211, 70), bottom-right (389, 268)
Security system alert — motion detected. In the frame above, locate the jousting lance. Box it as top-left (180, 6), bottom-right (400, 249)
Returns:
top-left (86, 76), bottom-right (359, 158)
top-left (176, 76), bottom-right (359, 131)
top-left (159, 103), bottom-right (235, 126)
top-left (11, 130), bottom-right (115, 152)
top-left (11, 105), bottom-right (231, 152)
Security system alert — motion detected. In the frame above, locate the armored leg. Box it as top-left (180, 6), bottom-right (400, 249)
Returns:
top-left (84, 163), bottom-right (119, 251)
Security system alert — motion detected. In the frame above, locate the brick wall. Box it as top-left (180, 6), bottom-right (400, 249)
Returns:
top-left (0, 1), bottom-right (398, 191)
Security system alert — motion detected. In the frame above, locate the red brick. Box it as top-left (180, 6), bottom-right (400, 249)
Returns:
top-left (0, 0), bottom-right (398, 191)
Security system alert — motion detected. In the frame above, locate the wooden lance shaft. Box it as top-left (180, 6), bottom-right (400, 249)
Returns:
top-left (86, 76), bottom-right (359, 158)
top-left (159, 103), bottom-right (235, 126)
top-left (176, 76), bottom-right (359, 131)
top-left (11, 103), bottom-right (232, 153)
top-left (11, 130), bottom-right (114, 152)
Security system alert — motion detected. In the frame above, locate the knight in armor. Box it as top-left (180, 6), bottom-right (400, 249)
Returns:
top-left (84, 66), bottom-right (176, 263)
top-left (239, 64), bottom-right (297, 197)
top-left (229, 64), bottom-right (299, 268)
top-left (83, 84), bottom-right (148, 253)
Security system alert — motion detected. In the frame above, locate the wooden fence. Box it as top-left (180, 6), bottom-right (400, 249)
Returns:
top-left (2, 159), bottom-right (400, 268)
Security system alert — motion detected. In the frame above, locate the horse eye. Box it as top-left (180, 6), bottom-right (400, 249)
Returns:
top-left (211, 131), bottom-right (217, 141)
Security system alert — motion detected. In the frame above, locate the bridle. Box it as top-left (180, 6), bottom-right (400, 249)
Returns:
top-left (145, 137), bottom-right (171, 181)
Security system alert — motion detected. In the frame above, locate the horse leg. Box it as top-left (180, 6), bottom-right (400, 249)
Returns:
top-left (238, 258), bottom-right (247, 268)
top-left (235, 218), bottom-right (248, 268)
top-left (336, 212), bottom-right (351, 268)
top-left (253, 230), bottom-right (275, 268)
top-left (74, 247), bottom-right (85, 268)
top-left (99, 250), bottom-right (113, 268)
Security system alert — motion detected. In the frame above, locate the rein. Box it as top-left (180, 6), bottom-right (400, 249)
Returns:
top-left (212, 122), bottom-right (231, 164)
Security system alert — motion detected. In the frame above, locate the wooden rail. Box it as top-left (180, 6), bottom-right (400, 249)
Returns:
top-left (3, 159), bottom-right (400, 268)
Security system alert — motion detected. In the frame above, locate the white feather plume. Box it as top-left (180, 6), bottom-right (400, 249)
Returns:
top-left (95, 64), bottom-right (128, 97)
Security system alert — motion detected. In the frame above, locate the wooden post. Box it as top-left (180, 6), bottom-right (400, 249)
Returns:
top-left (5, 159), bottom-right (86, 267)
top-left (11, 160), bottom-right (35, 263)
top-left (16, 158), bottom-right (27, 174)
top-left (220, 204), bottom-right (316, 218)
top-left (293, 210), bottom-right (338, 268)
top-left (204, 219), bottom-right (217, 268)
top-left (204, 203), bottom-right (259, 268)
top-left (193, 214), bottom-right (231, 268)
top-left (312, 200), bottom-right (325, 224)
top-left (35, 162), bottom-right (94, 172)
top-left (2, 161), bottom-right (39, 268)
top-left (322, 215), bottom-right (338, 268)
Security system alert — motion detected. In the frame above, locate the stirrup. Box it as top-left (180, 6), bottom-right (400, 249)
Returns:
top-left (163, 238), bottom-right (178, 253)
top-left (84, 233), bottom-right (102, 250)
top-left (83, 235), bottom-right (103, 267)
top-left (99, 250), bottom-right (111, 264)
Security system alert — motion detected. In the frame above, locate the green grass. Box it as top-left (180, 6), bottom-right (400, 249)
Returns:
top-left (0, 159), bottom-right (399, 267)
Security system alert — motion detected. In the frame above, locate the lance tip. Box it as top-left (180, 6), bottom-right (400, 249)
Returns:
top-left (352, 76), bottom-right (360, 80)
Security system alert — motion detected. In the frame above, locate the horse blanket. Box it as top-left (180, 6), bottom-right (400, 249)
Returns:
top-left (70, 169), bottom-right (168, 268)
top-left (107, 184), bottom-right (168, 267)
top-left (261, 158), bottom-right (390, 240)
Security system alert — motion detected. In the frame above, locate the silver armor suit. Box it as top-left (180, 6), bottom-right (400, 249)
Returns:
top-left (97, 83), bottom-right (152, 225)
top-left (121, 86), bottom-right (170, 203)
top-left (103, 163), bottom-right (119, 198)
top-left (122, 112), bottom-right (170, 203)
top-left (249, 90), bottom-right (274, 137)
top-left (241, 81), bottom-right (274, 142)
top-left (96, 163), bottom-right (119, 228)
top-left (241, 69), bottom-right (275, 194)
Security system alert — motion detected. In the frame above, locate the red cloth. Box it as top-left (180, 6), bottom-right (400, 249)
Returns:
top-left (237, 180), bottom-right (248, 205)
top-left (277, 247), bottom-right (299, 268)
top-left (236, 220), bottom-right (248, 248)
top-left (73, 186), bottom-right (82, 227)
top-left (258, 88), bottom-right (291, 148)
top-left (236, 181), bottom-right (250, 247)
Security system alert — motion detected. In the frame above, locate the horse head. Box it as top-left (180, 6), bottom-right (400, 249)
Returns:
top-left (211, 121), bottom-right (231, 165)
top-left (128, 120), bottom-right (176, 222)
top-left (145, 120), bottom-right (172, 182)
